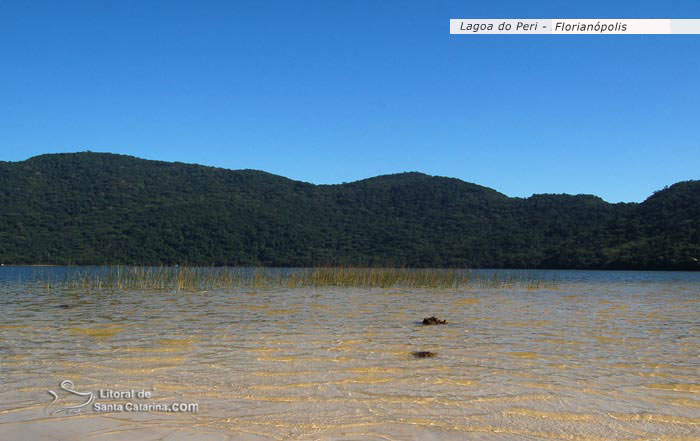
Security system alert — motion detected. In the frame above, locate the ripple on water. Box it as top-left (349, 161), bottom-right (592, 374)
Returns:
top-left (68, 324), bottom-right (125, 339)
top-left (2, 273), bottom-right (700, 440)
top-left (644, 384), bottom-right (700, 394)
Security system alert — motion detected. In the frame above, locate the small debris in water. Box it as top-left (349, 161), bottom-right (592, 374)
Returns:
top-left (57, 304), bottom-right (71, 308)
top-left (412, 351), bottom-right (437, 358)
top-left (422, 316), bottom-right (447, 325)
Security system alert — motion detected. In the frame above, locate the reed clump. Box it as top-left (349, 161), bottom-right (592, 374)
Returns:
top-left (25, 266), bottom-right (558, 293)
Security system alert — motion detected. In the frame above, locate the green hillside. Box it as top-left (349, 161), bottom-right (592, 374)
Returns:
top-left (0, 152), bottom-right (698, 269)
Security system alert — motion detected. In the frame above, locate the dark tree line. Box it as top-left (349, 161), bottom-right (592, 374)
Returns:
top-left (0, 152), bottom-right (698, 270)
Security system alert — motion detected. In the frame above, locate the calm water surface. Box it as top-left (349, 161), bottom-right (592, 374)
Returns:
top-left (1, 268), bottom-right (699, 440)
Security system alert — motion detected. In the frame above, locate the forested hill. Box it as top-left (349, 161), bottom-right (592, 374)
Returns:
top-left (1, 152), bottom-right (698, 270)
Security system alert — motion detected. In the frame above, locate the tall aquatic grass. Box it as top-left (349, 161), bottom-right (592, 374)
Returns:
top-left (24, 266), bottom-right (558, 292)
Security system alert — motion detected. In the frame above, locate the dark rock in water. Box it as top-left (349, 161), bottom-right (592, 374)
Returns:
top-left (57, 304), bottom-right (71, 309)
top-left (422, 316), bottom-right (447, 325)
top-left (412, 351), bottom-right (437, 358)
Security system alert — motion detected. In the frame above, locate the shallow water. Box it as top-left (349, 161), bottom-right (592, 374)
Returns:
top-left (1, 268), bottom-right (699, 440)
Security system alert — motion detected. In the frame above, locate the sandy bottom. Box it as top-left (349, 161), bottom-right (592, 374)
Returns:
top-left (2, 277), bottom-right (700, 440)
top-left (0, 407), bottom-right (509, 441)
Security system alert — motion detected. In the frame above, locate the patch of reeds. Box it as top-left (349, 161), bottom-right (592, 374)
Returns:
top-left (23, 266), bottom-right (558, 292)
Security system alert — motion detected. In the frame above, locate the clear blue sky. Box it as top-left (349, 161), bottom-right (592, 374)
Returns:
top-left (1, 1), bottom-right (698, 202)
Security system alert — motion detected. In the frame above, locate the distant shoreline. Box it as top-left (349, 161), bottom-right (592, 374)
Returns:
top-left (0, 264), bottom-right (698, 272)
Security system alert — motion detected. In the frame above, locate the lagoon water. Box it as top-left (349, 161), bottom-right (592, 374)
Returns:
top-left (1, 268), bottom-right (699, 440)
